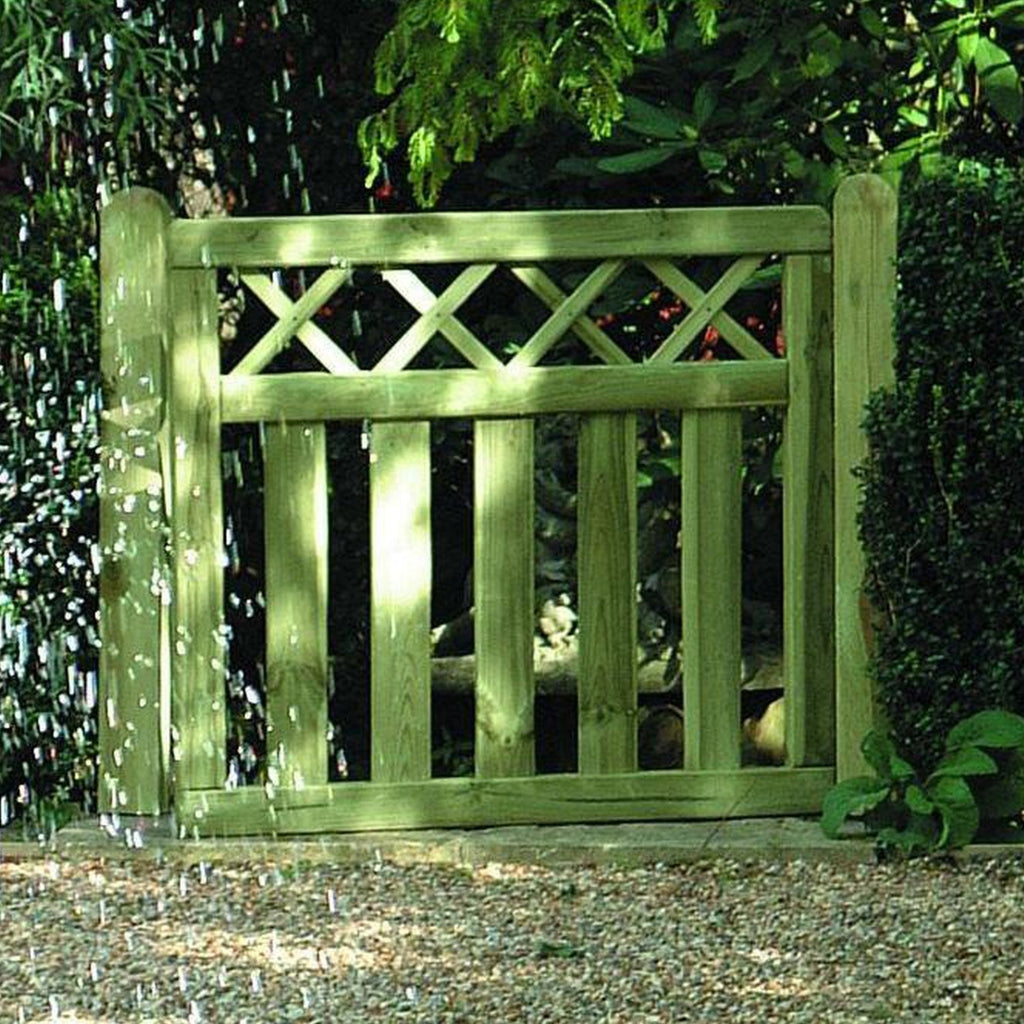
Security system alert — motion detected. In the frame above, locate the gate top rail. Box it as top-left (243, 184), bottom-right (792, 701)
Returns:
top-left (167, 205), bottom-right (832, 269)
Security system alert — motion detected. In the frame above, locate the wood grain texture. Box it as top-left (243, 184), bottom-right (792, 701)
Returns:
top-left (176, 766), bottom-right (834, 836)
top-left (264, 423), bottom-right (329, 789)
top-left (578, 414), bottom-right (638, 774)
top-left (681, 410), bottom-right (743, 771)
top-left (169, 206), bottom-right (833, 269)
top-left (220, 362), bottom-right (788, 423)
top-left (168, 267), bottom-right (228, 792)
top-left (369, 422), bottom-right (432, 782)
top-left (474, 420), bottom-right (535, 778)
top-left (98, 188), bottom-right (173, 815)
top-left (782, 255), bottom-right (835, 767)
top-left (832, 175), bottom-right (897, 781)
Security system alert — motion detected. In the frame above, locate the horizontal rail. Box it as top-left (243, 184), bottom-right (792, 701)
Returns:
top-left (177, 767), bottom-right (834, 835)
top-left (169, 206), bottom-right (832, 268)
top-left (220, 362), bottom-right (787, 423)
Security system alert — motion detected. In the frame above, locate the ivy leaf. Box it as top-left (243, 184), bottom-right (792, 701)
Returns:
top-left (821, 777), bottom-right (891, 838)
top-left (946, 709), bottom-right (1024, 751)
top-left (974, 37), bottom-right (1023, 124)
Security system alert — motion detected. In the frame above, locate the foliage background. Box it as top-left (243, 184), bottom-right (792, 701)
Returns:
top-left (0, 0), bottom-right (1022, 823)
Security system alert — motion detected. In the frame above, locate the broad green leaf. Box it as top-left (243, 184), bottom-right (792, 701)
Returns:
top-left (821, 123), bottom-right (848, 157)
top-left (898, 104), bottom-right (930, 128)
top-left (990, 1), bottom-right (1024, 27)
top-left (821, 777), bottom-right (891, 838)
top-left (929, 775), bottom-right (980, 849)
top-left (729, 36), bottom-right (776, 84)
top-left (861, 731), bottom-right (915, 781)
top-left (974, 37), bottom-right (1024, 123)
top-left (698, 147), bottom-right (727, 172)
top-left (930, 745), bottom-right (999, 780)
top-left (946, 709), bottom-right (1024, 751)
top-left (693, 82), bottom-right (717, 129)
top-left (857, 7), bottom-right (887, 39)
top-left (621, 95), bottom-right (688, 140)
top-left (596, 145), bottom-right (684, 173)
top-left (957, 29), bottom-right (979, 65)
top-left (876, 820), bottom-right (936, 856)
top-left (905, 784), bottom-right (934, 815)
top-left (972, 774), bottom-right (1024, 820)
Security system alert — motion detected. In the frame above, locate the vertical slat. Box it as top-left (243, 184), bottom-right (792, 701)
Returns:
top-left (169, 267), bottom-right (227, 794)
top-left (833, 175), bottom-right (897, 781)
top-left (474, 420), bottom-right (535, 777)
top-left (783, 255), bottom-right (835, 766)
top-left (369, 421), bottom-right (432, 782)
top-left (578, 414), bottom-right (637, 773)
top-left (98, 188), bottom-right (172, 815)
top-left (264, 422), bottom-right (329, 788)
top-left (681, 410), bottom-right (742, 770)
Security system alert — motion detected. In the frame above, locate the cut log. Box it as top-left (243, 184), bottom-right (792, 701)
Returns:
top-left (430, 645), bottom-right (782, 696)
top-left (431, 646), bottom-right (677, 696)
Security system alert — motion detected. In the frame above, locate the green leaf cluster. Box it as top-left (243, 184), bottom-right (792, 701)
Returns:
top-left (0, 0), bottom-right (181, 183)
top-left (364, 0), bottom-right (1024, 207)
top-left (0, 188), bottom-right (101, 832)
top-left (360, 0), bottom-right (719, 205)
top-left (858, 160), bottom-right (1024, 770)
top-left (822, 710), bottom-right (1024, 856)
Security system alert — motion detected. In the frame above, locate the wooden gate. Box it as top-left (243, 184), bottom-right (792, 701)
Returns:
top-left (97, 176), bottom-right (896, 836)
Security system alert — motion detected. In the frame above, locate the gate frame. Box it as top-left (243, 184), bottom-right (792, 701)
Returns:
top-left (97, 175), bottom-right (896, 833)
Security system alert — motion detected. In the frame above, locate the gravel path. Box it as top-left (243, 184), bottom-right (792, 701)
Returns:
top-left (1, 854), bottom-right (1022, 1023)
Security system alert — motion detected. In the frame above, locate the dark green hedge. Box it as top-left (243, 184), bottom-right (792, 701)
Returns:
top-left (859, 161), bottom-right (1024, 772)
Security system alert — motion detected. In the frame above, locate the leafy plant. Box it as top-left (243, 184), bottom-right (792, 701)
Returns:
top-left (822, 710), bottom-right (1024, 857)
top-left (859, 160), bottom-right (1024, 771)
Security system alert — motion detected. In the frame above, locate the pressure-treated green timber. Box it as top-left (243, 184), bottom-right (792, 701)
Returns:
top-left (578, 414), bottom-right (637, 774)
top-left (176, 766), bottom-right (834, 835)
top-left (98, 188), bottom-right (172, 815)
top-left (474, 420), bottom-right (535, 777)
top-left (220, 362), bottom-right (787, 424)
top-left (833, 175), bottom-right (897, 781)
top-left (264, 423), bottom-right (329, 788)
top-left (169, 267), bottom-right (228, 794)
top-left (369, 422), bottom-right (432, 782)
top-left (169, 206), bottom-right (832, 269)
top-left (681, 410), bottom-right (743, 770)
top-left (782, 255), bottom-right (835, 766)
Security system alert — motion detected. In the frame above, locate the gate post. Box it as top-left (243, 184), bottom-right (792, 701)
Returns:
top-left (833, 174), bottom-right (897, 780)
top-left (98, 188), bottom-right (173, 815)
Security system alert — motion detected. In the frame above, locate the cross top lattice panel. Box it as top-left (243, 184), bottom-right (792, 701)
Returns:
top-left (230, 254), bottom-right (775, 378)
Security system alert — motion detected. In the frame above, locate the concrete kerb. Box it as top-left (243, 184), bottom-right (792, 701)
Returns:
top-left (5, 815), bottom-right (1020, 869)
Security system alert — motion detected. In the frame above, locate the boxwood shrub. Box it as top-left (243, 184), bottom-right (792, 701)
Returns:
top-left (859, 161), bottom-right (1024, 773)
